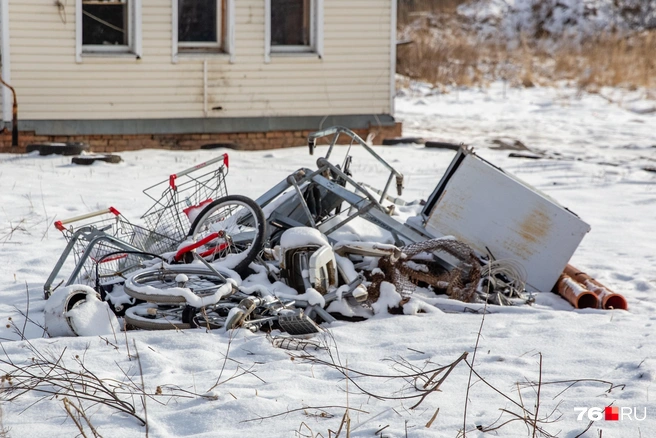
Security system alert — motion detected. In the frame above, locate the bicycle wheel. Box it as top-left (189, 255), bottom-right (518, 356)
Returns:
top-left (187, 195), bottom-right (266, 274)
top-left (124, 265), bottom-right (232, 304)
top-left (124, 303), bottom-right (190, 330)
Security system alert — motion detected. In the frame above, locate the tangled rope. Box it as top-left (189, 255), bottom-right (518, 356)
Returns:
top-left (369, 238), bottom-right (482, 303)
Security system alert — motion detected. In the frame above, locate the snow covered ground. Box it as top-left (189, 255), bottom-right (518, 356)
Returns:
top-left (0, 83), bottom-right (655, 437)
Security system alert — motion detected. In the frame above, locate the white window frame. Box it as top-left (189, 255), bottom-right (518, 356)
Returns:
top-left (76, 0), bottom-right (142, 63)
top-left (172, 0), bottom-right (234, 63)
top-left (265, 0), bottom-right (323, 63)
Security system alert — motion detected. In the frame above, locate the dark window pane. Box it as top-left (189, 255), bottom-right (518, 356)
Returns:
top-left (179, 0), bottom-right (217, 42)
top-left (82, 1), bottom-right (127, 45)
top-left (271, 0), bottom-right (309, 46)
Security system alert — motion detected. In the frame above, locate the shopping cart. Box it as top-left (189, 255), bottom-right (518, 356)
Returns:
top-left (141, 154), bottom-right (229, 245)
top-left (44, 154), bottom-right (230, 299)
top-left (43, 207), bottom-right (177, 298)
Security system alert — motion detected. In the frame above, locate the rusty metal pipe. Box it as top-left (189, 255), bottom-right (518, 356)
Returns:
top-left (564, 264), bottom-right (628, 311)
top-left (556, 273), bottom-right (599, 309)
top-left (0, 74), bottom-right (17, 147)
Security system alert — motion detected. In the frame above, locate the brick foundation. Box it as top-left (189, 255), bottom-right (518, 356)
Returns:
top-left (0, 123), bottom-right (402, 154)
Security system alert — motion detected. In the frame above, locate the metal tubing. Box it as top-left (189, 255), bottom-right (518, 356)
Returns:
top-left (168, 153), bottom-right (229, 189)
top-left (192, 251), bottom-right (227, 283)
top-left (44, 231), bottom-right (85, 298)
top-left (44, 227), bottom-right (145, 298)
top-left (67, 234), bottom-right (144, 287)
top-left (321, 203), bottom-right (374, 237)
top-left (309, 305), bottom-right (337, 323)
top-left (308, 126), bottom-right (401, 176)
top-left (254, 167), bottom-right (313, 209)
top-left (315, 158), bottom-right (383, 209)
top-left (288, 175), bottom-right (317, 228)
top-left (308, 126), bottom-right (404, 196)
top-left (380, 172), bottom-right (394, 204)
top-left (55, 207), bottom-right (118, 230)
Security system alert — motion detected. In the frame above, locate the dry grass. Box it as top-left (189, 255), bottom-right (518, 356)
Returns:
top-left (397, 2), bottom-right (656, 91)
top-left (398, 0), bottom-right (467, 26)
top-left (399, 29), bottom-right (656, 90)
top-left (551, 32), bottom-right (656, 90)
top-left (397, 28), bottom-right (489, 87)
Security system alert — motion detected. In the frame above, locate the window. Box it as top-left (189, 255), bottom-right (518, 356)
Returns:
top-left (266, 0), bottom-right (323, 60)
top-left (82, 0), bottom-right (128, 46)
top-left (76, 0), bottom-right (142, 61)
top-left (174, 0), bottom-right (233, 57)
top-left (271, 0), bottom-right (309, 48)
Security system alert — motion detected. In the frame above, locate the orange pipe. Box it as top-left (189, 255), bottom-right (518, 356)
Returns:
top-left (556, 274), bottom-right (599, 309)
top-left (0, 75), bottom-right (18, 147)
top-left (564, 264), bottom-right (628, 311)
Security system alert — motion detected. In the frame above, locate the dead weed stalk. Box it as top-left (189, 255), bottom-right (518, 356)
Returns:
top-left (0, 341), bottom-right (147, 426)
top-left (294, 332), bottom-right (468, 410)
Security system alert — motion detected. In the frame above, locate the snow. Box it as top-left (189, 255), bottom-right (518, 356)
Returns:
top-left (458, 0), bottom-right (656, 41)
top-left (279, 226), bottom-right (329, 249)
top-left (43, 285), bottom-right (120, 337)
top-left (0, 82), bottom-right (655, 436)
top-left (275, 287), bottom-right (326, 308)
top-left (371, 281), bottom-right (402, 315)
top-left (65, 293), bottom-right (121, 337)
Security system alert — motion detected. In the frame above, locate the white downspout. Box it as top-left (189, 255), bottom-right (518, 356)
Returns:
top-left (389, 0), bottom-right (397, 116)
top-left (203, 59), bottom-right (208, 117)
top-left (171, 0), bottom-right (178, 63)
top-left (0, 0), bottom-right (11, 124)
top-left (264, 0), bottom-right (271, 64)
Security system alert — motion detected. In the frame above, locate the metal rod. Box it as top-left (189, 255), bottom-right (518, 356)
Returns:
top-left (67, 235), bottom-right (143, 286)
top-left (380, 173), bottom-right (394, 204)
top-left (315, 158), bottom-right (383, 209)
top-left (322, 203), bottom-right (373, 237)
top-left (287, 175), bottom-right (316, 228)
top-left (324, 130), bottom-right (340, 160)
top-left (192, 251), bottom-right (227, 282)
top-left (308, 126), bottom-right (403, 181)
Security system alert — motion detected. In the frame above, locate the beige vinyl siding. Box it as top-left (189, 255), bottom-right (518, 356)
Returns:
top-left (9, 0), bottom-right (393, 121)
top-left (0, 1), bottom-right (4, 119)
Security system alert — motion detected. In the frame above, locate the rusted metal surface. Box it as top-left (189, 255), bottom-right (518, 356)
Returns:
top-left (514, 206), bottom-right (552, 258)
top-left (0, 74), bottom-right (17, 146)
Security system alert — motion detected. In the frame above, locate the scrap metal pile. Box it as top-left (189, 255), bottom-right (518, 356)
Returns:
top-left (42, 127), bottom-right (627, 338)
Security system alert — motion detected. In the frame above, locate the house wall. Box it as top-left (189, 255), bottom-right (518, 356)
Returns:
top-left (7, 0), bottom-right (394, 121)
top-left (0, 0), bottom-right (10, 123)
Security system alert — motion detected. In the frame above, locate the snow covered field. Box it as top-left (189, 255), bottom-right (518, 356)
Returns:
top-left (0, 83), bottom-right (655, 437)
